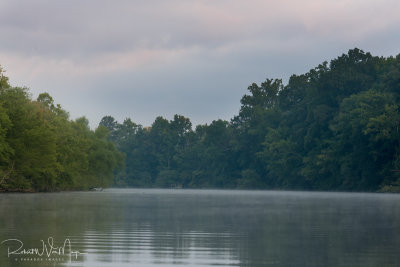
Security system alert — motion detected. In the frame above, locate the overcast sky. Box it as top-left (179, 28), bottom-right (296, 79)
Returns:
top-left (1, 0), bottom-right (399, 128)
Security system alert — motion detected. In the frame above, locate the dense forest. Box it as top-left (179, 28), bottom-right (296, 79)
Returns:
top-left (100, 48), bottom-right (400, 192)
top-left (1, 48), bottom-right (399, 192)
top-left (0, 67), bottom-right (123, 192)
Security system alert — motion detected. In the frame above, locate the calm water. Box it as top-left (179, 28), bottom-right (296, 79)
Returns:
top-left (0, 189), bottom-right (399, 267)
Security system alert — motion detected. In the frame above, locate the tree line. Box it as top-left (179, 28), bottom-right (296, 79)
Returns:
top-left (0, 67), bottom-right (123, 192)
top-left (1, 48), bottom-right (399, 192)
top-left (101, 48), bottom-right (400, 192)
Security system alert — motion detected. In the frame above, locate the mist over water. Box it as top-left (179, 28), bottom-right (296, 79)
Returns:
top-left (1, 189), bottom-right (400, 266)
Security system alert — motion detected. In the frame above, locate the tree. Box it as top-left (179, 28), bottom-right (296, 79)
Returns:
top-left (0, 65), bottom-right (10, 89)
top-left (91, 49), bottom-right (400, 192)
top-left (0, 70), bottom-right (124, 191)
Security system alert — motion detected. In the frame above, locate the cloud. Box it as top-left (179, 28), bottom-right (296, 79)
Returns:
top-left (0, 0), bottom-right (399, 127)
top-left (296, 0), bottom-right (400, 40)
top-left (2, 0), bottom-right (398, 59)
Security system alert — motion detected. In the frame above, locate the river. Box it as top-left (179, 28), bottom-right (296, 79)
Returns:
top-left (0, 189), bottom-right (399, 266)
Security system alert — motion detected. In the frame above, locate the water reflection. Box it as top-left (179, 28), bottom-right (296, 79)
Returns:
top-left (0, 189), bottom-right (400, 266)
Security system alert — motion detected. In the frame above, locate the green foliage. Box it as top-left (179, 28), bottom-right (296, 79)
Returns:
top-left (102, 48), bottom-right (400, 192)
top-left (0, 70), bottom-right (123, 192)
top-left (0, 65), bottom-right (10, 89)
top-left (1, 48), bottom-right (399, 192)
top-left (328, 90), bottom-right (400, 190)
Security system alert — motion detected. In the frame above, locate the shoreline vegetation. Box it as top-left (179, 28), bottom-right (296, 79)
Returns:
top-left (0, 69), bottom-right (124, 192)
top-left (1, 48), bottom-right (400, 193)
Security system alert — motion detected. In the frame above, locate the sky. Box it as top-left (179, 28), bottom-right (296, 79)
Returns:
top-left (0, 0), bottom-right (399, 128)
